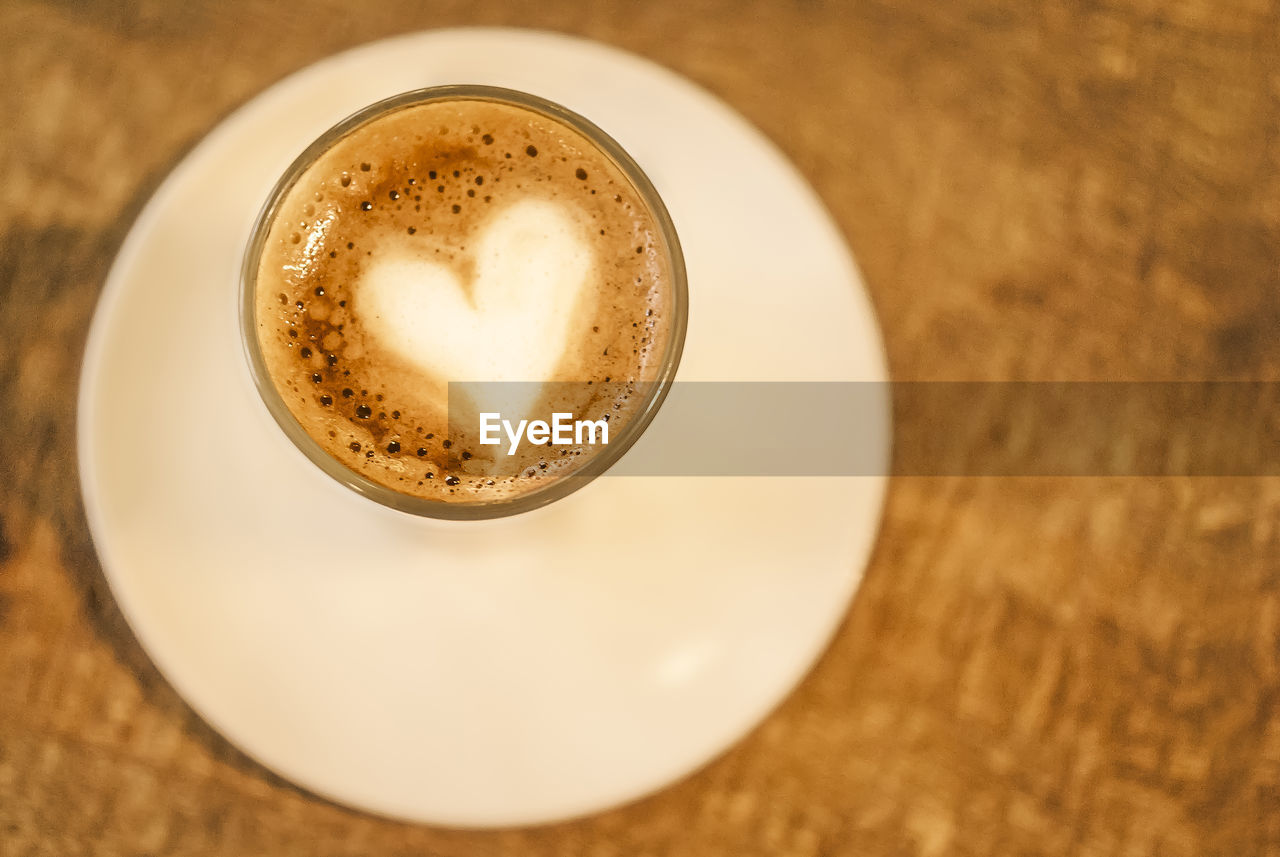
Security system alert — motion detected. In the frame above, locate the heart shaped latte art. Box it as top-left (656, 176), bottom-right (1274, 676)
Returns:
top-left (358, 198), bottom-right (593, 413)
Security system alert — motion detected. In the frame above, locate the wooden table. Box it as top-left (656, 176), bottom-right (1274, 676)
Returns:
top-left (3, 1), bottom-right (1278, 853)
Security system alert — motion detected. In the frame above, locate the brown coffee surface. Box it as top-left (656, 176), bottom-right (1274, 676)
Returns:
top-left (253, 96), bottom-right (673, 505)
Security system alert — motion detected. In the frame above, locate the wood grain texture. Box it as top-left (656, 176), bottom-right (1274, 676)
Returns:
top-left (3, 0), bottom-right (1280, 853)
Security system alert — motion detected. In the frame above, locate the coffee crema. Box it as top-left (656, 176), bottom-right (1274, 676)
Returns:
top-left (249, 92), bottom-right (678, 508)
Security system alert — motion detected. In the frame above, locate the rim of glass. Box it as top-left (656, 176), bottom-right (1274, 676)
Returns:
top-left (240, 85), bottom-right (688, 520)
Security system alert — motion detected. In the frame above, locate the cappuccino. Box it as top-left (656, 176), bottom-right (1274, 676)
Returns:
top-left (247, 89), bottom-right (682, 511)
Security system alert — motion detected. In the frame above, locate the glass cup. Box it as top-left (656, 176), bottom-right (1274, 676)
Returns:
top-left (240, 85), bottom-right (687, 520)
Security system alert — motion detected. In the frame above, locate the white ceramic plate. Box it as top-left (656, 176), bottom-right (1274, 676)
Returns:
top-left (77, 28), bottom-right (889, 827)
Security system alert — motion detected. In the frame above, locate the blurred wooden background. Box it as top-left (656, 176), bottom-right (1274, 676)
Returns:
top-left (3, 0), bottom-right (1280, 854)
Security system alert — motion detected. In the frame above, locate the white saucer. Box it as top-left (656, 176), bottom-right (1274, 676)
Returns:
top-left (77, 28), bottom-right (889, 828)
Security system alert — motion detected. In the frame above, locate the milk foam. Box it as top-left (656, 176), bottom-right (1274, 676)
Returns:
top-left (359, 198), bottom-right (593, 394)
